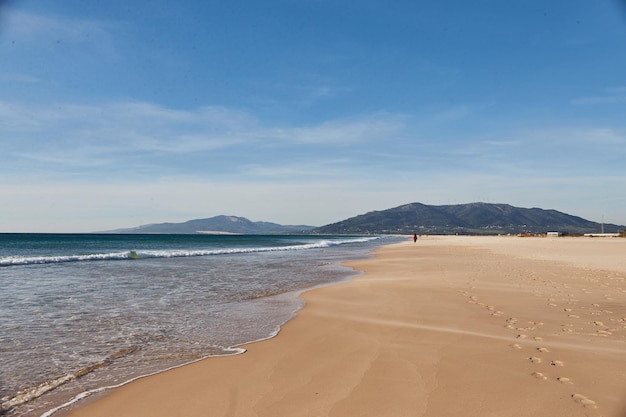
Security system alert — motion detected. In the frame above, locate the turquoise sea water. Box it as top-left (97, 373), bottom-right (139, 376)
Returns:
top-left (0, 234), bottom-right (399, 417)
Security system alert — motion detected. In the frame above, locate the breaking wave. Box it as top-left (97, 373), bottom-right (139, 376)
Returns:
top-left (0, 237), bottom-right (380, 267)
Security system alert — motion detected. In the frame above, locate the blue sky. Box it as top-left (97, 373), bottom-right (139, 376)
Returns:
top-left (1, 0), bottom-right (625, 232)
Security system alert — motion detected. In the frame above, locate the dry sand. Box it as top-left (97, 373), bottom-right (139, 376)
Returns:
top-left (65, 236), bottom-right (626, 417)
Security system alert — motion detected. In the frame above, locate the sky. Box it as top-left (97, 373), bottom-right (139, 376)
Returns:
top-left (1, 0), bottom-right (626, 232)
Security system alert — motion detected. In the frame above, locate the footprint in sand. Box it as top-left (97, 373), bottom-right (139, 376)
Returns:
top-left (517, 334), bottom-right (527, 339)
top-left (533, 336), bottom-right (543, 341)
top-left (510, 343), bottom-right (523, 350)
top-left (550, 360), bottom-right (565, 367)
top-left (529, 356), bottom-right (542, 364)
top-left (504, 317), bottom-right (518, 329)
top-left (557, 377), bottom-right (573, 384)
top-left (531, 372), bottom-right (548, 380)
top-left (593, 321), bottom-right (604, 326)
top-left (537, 347), bottom-right (549, 353)
top-left (571, 394), bottom-right (597, 409)
top-left (568, 314), bottom-right (580, 319)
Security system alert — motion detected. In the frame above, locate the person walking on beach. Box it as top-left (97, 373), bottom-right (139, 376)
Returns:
top-left (413, 234), bottom-right (418, 243)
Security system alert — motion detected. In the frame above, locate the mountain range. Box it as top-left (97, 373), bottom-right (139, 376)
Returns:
top-left (106, 215), bottom-right (314, 234)
top-left (106, 203), bottom-right (625, 235)
top-left (313, 202), bottom-right (624, 235)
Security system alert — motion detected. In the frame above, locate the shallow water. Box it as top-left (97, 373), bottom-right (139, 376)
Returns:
top-left (0, 234), bottom-right (400, 417)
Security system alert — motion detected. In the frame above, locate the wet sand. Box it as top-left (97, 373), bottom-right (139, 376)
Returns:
top-left (65, 236), bottom-right (626, 417)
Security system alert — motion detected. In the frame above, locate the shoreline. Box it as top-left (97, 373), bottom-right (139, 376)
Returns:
top-left (39, 279), bottom-right (355, 417)
top-left (64, 236), bottom-right (626, 417)
top-left (2, 234), bottom-right (385, 417)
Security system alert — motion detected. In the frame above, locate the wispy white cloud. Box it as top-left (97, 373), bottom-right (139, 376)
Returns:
top-left (571, 86), bottom-right (626, 105)
top-left (2, 97), bottom-right (625, 231)
top-left (0, 72), bottom-right (40, 83)
top-left (4, 98), bottom-right (623, 184)
top-left (268, 80), bottom-right (348, 103)
top-left (242, 157), bottom-right (356, 179)
top-left (605, 86), bottom-right (626, 94)
top-left (466, 126), bottom-right (625, 160)
top-left (0, 99), bottom-right (409, 180)
top-left (571, 96), bottom-right (626, 105)
top-left (523, 126), bottom-right (625, 149)
top-left (1, 9), bottom-right (119, 61)
top-left (267, 115), bottom-right (406, 145)
top-left (4, 10), bottom-right (109, 42)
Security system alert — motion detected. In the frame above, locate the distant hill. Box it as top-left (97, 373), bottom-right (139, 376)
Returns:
top-left (105, 216), bottom-right (315, 235)
top-left (312, 202), bottom-right (625, 235)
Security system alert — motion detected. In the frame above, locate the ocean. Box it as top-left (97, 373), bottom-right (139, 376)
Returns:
top-left (0, 233), bottom-right (400, 417)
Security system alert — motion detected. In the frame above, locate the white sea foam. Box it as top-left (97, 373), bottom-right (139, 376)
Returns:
top-left (1, 374), bottom-right (75, 411)
top-left (0, 237), bottom-right (379, 267)
top-left (0, 251), bottom-right (131, 266)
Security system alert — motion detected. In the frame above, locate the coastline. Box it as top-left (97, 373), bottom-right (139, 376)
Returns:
top-left (63, 236), bottom-right (626, 417)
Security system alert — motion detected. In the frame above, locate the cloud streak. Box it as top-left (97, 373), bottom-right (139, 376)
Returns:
top-left (571, 86), bottom-right (626, 105)
top-left (0, 100), bottom-right (411, 179)
top-left (3, 10), bottom-right (111, 43)
top-left (1, 92), bottom-right (625, 232)
top-left (2, 98), bottom-right (625, 184)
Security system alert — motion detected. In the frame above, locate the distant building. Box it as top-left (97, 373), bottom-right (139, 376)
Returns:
top-left (583, 233), bottom-right (620, 237)
top-left (546, 231), bottom-right (561, 237)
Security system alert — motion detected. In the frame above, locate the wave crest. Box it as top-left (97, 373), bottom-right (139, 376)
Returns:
top-left (0, 237), bottom-right (379, 267)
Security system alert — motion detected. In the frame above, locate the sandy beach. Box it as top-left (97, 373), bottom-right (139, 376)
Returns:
top-left (64, 236), bottom-right (626, 417)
